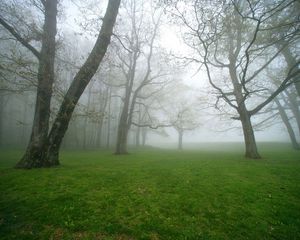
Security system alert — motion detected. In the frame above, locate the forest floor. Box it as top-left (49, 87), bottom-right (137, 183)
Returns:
top-left (0, 143), bottom-right (299, 240)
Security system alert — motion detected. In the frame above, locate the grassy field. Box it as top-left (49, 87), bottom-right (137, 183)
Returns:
top-left (0, 143), bottom-right (299, 239)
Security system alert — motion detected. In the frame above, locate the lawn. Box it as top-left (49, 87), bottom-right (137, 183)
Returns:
top-left (0, 143), bottom-right (299, 239)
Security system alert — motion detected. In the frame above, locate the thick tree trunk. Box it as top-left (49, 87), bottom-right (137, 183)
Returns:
top-left (0, 93), bottom-right (4, 147)
top-left (239, 106), bottom-right (261, 159)
top-left (0, 94), bottom-right (4, 147)
top-left (17, 0), bottom-right (120, 168)
top-left (178, 130), bottom-right (183, 150)
top-left (114, 59), bottom-right (137, 154)
top-left (16, 0), bottom-right (58, 168)
top-left (275, 98), bottom-right (300, 150)
top-left (115, 122), bottom-right (129, 154)
top-left (37, 0), bottom-right (120, 164)
top-left (228, 52), bottom-right (261, 159)
top-left (115, 103), bottom-right (130, 154)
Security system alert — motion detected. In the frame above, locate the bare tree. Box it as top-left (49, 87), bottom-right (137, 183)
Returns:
top-left (171, 105), bottom-right (199, 150)
top-left (113, 0), bottom-right (165, 154)
top-left (167, 0), bottom-right (300, 158)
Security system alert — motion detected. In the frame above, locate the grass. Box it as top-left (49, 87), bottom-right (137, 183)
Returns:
top-left (0, 143), bottom-right (299, 239)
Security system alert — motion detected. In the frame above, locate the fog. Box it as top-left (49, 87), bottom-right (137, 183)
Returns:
top-left (0, 0), bottom-right (299, 161)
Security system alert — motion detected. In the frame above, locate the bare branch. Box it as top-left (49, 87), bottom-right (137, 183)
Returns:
top-left (0, 16), bottom-right (41, 59)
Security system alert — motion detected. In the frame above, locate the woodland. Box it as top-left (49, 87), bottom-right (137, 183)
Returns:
top-left (0, 0), bottom-right (299, 239)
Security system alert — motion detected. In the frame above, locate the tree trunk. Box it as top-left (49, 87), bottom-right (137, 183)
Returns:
top-left (21, 94), bottom-right (29, 145)
top-left (96, 118), bottom-right (104, 148)
top-left (115, 121), bottom-right (129, 154)
top-left (0, 94), bottom-right (4, 147)
top-left (115, 99), bottom-right (130, 154)
top-left (141, 127), bottom-right (147, 146)
top-left (16, 0), bottom-right (58, 169)
top-left (106, 88), bottom-right (112, 149)
top-left (178, 130), bottom-right (183, 150)
top-left (39, 0), bottom-right (121, 164)
top-left (135, 127), bottom-right (140, 147)
top-left (96, 87), bottom-right (109, 148)
top-left (135, 105), bottom-right (141, 147)
top-left (285, 90), bottom-right (300, 136)
top-left (17, 0), bottom-right (120, 168)
top-left (83, 84), bottom-right (93, 149)
top-left (275, 98), bottom-right (300, 150)
top-left (280, 45), bottom-right (300, 96)
top-left (114, 59), bottom-right (137, 154)
top-left (228, 49), bottom-right (261, 159)
top-left (239, 106), bottom-right (261, 159)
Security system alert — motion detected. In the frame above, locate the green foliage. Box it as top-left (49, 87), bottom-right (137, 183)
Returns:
top-left (0, 143), bottom-right (299, 239)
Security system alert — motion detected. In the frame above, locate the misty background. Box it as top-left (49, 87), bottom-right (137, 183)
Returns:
top-left (0, 0), bottom-right (298, 152)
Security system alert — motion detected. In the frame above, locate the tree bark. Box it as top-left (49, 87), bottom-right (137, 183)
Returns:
top-left (228, 60), bottom-right (261, 159)
top-left (135, 105), bottom-right (141, 147)
top-left (16, 0), bottom-right (58, 168)
top-left (96, 87), bottom-right (109, 148)
top-left (284, 90), bottom-right (300, 136)
top-left (115, 50), bottom-right (138, 154)
top-left (0, 94), bottom-right (4, 147)
top-left (115, 104), bottom-right (130, 154)
top-left (141, 127), bottom-right (147, 146)
top-left (274, 97), bottom-right (300, 150)
top-left (280, 45), bottom-right (300, 96)
top-left (43, 0), bottom-right (121, 163)
top-left (178, 130), bottom-right (183, 150)
top-left (238, 105), bottom-right (261, 159)
top-left (83, 84), bottom-right (93, 149)
top-left (106, 87), bottom-right (112, 148)
top-left (115, 125), bottom-right (129, 154)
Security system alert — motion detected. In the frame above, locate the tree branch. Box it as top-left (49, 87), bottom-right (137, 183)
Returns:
top-left (0, 17), bottom-right (41, 59)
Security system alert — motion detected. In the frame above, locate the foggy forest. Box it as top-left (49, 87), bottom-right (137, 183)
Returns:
top-left (0, 0), bottom-right (299, 239)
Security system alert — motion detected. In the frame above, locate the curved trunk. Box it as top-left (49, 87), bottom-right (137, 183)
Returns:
top-left (275, 98), bottom-right (300, 150)
top-left (280, 45), bottom-right (300, 96)
top-left (19, 0), bottom-right (121, 166)
top-left (16, 0), bottom-right (58, 168)
top-left (45, 0), bottom-right (120, 163)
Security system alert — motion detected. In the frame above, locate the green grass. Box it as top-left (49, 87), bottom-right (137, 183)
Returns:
top-left (0, 143), bottom-right (299, 239)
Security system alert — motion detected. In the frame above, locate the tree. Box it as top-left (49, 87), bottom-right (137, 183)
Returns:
top-left (0, 0), bottom-right (121, 168)
top-left (274, 95), bottom-right (300, 150)
top-left (167, 0), bottom-right (300, 158)
top-left (1, 0), bottom-right (58, 167)
top-left (171, 105), bottom-right (199, 150)
top-left (32, 0), bottom-right (121, 166)
top-left (113, 0), bottom-right (165, 154)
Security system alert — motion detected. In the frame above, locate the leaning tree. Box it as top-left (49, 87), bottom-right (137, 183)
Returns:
top-left (1, 0), bottom-right (121, 168)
